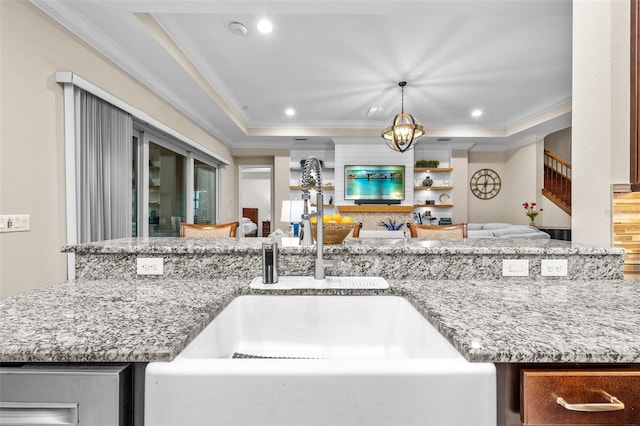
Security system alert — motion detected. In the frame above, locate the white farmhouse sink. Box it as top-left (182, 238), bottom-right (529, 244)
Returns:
top-left (145, 295), bottom-right (496, 426)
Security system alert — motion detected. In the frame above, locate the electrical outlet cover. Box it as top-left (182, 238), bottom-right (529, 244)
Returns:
top-left (541, 259), bottom-right (568, 276)
top-left (137, 257), bottom-right (164, 275)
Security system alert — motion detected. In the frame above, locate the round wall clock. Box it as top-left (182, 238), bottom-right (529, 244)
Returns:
top-left (470, 168), bottom-right (501, 199)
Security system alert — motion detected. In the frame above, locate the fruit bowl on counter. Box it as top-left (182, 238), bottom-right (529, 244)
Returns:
top-left (310, 213), bottom-right (355, 244)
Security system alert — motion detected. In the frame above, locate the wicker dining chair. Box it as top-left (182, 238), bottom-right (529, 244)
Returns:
top-left (407, 223), bottom-right (468, 239)
top-left (179, 222), bottom-right (239, 237)
top-left (351, 222), bottom-right (363, 238)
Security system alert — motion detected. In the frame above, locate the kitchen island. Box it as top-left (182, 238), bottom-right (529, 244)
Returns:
top-left (1, 237), bottom-right (637, 426)
top-left (63, 236), bottom-right (624, 281)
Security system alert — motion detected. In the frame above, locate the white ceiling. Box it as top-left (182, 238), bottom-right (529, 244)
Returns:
top-left (31, 0), bottom-right (573, 151)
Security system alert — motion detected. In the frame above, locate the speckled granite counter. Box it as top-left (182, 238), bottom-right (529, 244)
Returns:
top-left (63, 237), bottom-right (625, 280)
top-left (1, 277), bottom-right (638, 363)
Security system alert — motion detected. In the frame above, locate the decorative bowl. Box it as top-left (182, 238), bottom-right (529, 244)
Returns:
top-left (310, 222), bottom-right (354, 244)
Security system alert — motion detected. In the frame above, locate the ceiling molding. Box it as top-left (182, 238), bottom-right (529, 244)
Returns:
top-left (135, 13), bottom-right (249, 135)
top-left (505, 101), bottom-right (572, 136)
top-left (29, 0), bottom-right (232, 145)
top-left (30, 0), bottom-right (573, 152)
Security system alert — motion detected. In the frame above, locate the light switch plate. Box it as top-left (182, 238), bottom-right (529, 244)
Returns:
top-left (0, 215), bottom-right (30, 233)
top-left (502, 259), bottom-right (529, 276)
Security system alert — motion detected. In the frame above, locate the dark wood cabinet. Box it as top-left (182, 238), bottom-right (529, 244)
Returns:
top-left (261, 220), bottom-right (270, 237)
top-left (522, 370), bottom-right (640, 425)
top-left (498, 364), bottom-right (640, 426)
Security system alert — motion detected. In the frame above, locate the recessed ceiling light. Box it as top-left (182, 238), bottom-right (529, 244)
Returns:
top-left (471, 109), bottom-right (483, 118)
top-left (285, 108), bottom-right (295, 116)
top-left (257, 19), bottom-right (273, 34)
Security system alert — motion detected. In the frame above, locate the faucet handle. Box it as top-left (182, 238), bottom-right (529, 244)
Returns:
top-left (299, 219), bottom-right (314, 246)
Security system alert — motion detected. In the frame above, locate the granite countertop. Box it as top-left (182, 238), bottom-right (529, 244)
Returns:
top-left (1, 277), bottom-right (638, 364)
top-left (62, 236), bottom-right (624, 256)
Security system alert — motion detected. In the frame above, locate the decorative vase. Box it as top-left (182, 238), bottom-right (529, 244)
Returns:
top-left (529, 219), bottom-right (536, 227)
top-left (422, 176), bottom-right (433, 187)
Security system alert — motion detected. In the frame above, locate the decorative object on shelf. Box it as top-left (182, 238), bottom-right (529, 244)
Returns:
top-left (522, 201), bottom-right (543, 226)
top-left (470, 168), bottom-right (502, 199)
top-left (415, 159), bottom-right (439, 168)
top-left (425, 199), bottom-right (435, 205)
top-left (413, 212), bottom-right (422, 224)
top-left (381, 81), bottom-right (425, 153)
top-left (439, 193), bottom-right (450, 204)
top-left (422, 176), bottom-right (433, 187)
top-left (378, 217), bottom-right (405, 231)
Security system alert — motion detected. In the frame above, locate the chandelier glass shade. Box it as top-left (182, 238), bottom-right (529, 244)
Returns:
top-left (381, 82), bottom-right (425, 153)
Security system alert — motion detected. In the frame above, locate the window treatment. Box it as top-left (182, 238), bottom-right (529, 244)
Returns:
top-left (75, 89), bottom-right (132, 243)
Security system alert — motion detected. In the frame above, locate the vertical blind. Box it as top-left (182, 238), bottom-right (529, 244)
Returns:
top-left (75, 89), bottom-right (132, 242)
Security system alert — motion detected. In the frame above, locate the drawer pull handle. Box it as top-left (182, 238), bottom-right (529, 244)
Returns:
top-left (0, 401), bottom-right (79, 424)
top-left (557, 392), bottom-right (625, 412)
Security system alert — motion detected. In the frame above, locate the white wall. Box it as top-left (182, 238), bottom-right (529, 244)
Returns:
top-left (572, 0), bottom-right (630, 246)
top-left (0, 1), bottom-right (234, 297)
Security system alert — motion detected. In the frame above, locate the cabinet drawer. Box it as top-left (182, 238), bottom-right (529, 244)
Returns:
top-left (521, 370), bottom-right (640, 425)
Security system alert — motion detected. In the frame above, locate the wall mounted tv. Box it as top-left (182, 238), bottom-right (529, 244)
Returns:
top-left (344, 165), bottom-right (405, 204)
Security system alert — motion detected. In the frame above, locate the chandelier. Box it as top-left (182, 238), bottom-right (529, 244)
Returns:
top-left (381, 81), bottom-right (425, 152)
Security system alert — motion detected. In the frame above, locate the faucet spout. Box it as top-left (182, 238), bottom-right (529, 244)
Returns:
top-left (298, 156), bottom-right (328, 280)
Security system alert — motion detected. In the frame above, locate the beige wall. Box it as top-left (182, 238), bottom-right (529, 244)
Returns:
top-left (0, 1), bottom-right (235, 297)
top-left (467, 151), bottom-right (510, 223)
top-left (467, 142), bottom-right (557, 225)
top-left (273, 155), bottom-right (291, 233)
top-left (451, 150), bottom-right (469, 223)
top-left (544, 128), bottom-right (571, 163)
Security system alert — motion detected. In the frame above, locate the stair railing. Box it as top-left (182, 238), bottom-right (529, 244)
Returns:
top-left (543, 149), bottom-right (572, 213)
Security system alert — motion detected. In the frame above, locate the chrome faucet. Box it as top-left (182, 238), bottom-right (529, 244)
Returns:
top-left (298, 156), bottom-right (330, 280)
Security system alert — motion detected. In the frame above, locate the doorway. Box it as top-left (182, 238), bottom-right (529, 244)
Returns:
top-left (239, 165), bottom-right (273, 237)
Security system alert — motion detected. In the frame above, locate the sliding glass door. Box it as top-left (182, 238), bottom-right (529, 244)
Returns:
top-left (130, 127), bottom-right (219, 237)
top-left (148, 142), bottom-right (186, 237)
top-left (194, 159), bottom-right (217, 224)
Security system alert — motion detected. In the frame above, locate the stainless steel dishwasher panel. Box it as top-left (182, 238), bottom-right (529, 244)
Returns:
top-left (0, 364), bottom-right (131, 426)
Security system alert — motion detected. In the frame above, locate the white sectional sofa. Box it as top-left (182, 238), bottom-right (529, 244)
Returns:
top-left (467, 223), bottom-right (550, 239)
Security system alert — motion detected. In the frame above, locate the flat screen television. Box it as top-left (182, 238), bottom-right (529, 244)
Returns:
top-left (344, 165), bottom-right (405, 203)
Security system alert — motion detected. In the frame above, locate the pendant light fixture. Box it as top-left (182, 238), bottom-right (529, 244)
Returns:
top-left (381, 81), bottom-right (425, 153)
